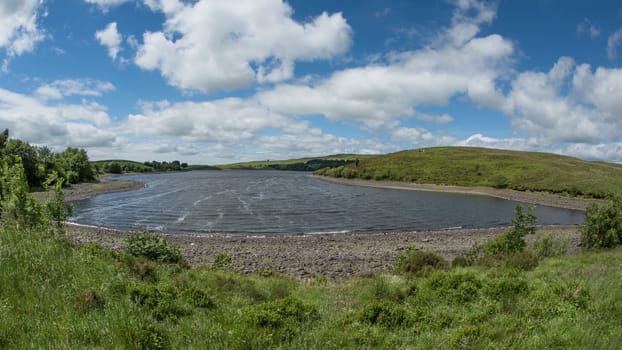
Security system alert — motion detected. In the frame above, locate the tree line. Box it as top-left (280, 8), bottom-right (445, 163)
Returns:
top-left (0, 129), bottom-right (96, 188)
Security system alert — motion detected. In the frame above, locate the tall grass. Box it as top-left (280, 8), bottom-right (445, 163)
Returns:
top-left (2, 221), bottom-right (622, 348)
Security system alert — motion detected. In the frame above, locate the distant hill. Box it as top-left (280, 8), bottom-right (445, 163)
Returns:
top-left (217, 154), bottom-right (374, 171)
top-left (314, 147), bottom-right (622, 199)
top-left (92, 160), bottom-right (219, 174)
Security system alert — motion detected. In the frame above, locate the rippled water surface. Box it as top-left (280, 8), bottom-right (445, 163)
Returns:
top-left (70, 170), bottom-right (584, 235)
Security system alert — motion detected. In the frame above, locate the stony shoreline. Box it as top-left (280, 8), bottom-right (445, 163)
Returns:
top-left (311, 175), bottom-right (593, 211)
top-left (62, 173), bottom-right (586, 280)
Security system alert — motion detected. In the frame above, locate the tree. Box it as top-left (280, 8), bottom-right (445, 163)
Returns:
top-left (581, 195), bottom-right (622, 249)
top-left (52, 147), bottom-right (96, 184)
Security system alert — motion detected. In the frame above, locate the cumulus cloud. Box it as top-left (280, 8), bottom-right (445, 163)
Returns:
top-left (607, 28), bottom-right (622, 60)
top-left (95, 22), bottom-right (123, 61)
top-left (0, 0), bottom-right (45, 70)
top-left (134, 0), bottom-right (352, 93)
top-left (504, 57), bottom-right (622, 144)
top-left (0, 87), bottom-right (117, 149)
top-left (258, 2), bottom-right (512, 129)
top-left (123, 98), bottom-right (310, 143)
top-left (35, 79), bottom-right (115, 100)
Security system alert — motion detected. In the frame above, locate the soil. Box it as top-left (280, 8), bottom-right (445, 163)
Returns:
top-left (62, 173), bottom-right (586, 280)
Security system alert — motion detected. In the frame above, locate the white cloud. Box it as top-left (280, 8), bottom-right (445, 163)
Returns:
top-left (123, 98), bottom-right (310, 143)
top-left (84, 0), bottom-right (131, 11)
top-left (607, 28), bottom-right (622, 60)
top-left (415, 112), bottom-right (454, 124)
top-left (258, 4), bottom-right (512, 129)
top-left (134, 0), bottom-right (352, 93)
top-left (0, 87), bottom-right (117, 149)
top-left (35, 79), bottom-right (115, 100)
top-left (95, 22), bottom-right (123, 61)
top-left (0, 0), bottom-right (45, 70)
top-left (505, 57), bottom-right (622, 144)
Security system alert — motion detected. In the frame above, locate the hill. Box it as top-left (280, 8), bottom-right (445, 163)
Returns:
top-left (314, 147), bottom-right (622, 199)
top-left (217, 154), bottom-right (373, 171)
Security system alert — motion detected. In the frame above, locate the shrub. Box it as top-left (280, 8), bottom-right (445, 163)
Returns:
top-left (394, 248), bottom-right (448, 275)
top-left (483, 204), bottom-right (537, 256)
top-left (533, 231), bottom-right (569, 259)
top-left (478, 251), bottom-right (539, 271)
top-left (212, 253), bottom-right (233, 270)
top-left (359, 301), bottom-right (411, 328)
top-left (245, 296), bottom-right (318, 329)
top-left (126, 231), bottom-right (181, 263)
top-left (581, 195), bottom-right (622, 249)
top-left (426, 271), bottom-right (482, 304)
top-left (483, 277), bottom-right (529, 301)
top-left (182, 286), bottom-right (216, 309)
top-left (134, 323), bottom-right (170, 350)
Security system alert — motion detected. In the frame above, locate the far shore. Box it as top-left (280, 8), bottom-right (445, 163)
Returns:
top-left (311, 175), bottom-right (593, 211)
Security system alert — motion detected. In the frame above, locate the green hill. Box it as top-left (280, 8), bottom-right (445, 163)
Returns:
top-left (217, 154), bottom-right (373, 171)
top-left (315, 147), bottom-right (622, 198)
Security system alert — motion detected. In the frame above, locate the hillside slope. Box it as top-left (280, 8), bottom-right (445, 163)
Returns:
top-left (315, 147), bottom-right (622, 198)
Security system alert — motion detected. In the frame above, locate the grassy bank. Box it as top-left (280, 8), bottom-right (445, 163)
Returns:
top-left (315, 147), bottom-right (622, 199)
top-left (2, 224), bottom-right (622, 349)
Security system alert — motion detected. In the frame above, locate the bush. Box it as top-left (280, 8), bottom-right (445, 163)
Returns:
top-left (182, 286), bottom-right (216, 309)
top-left (394, 248), bottom-right (448, 275)
top-left (245, 296), bottom-right (318, 329)
top-left (212, 253), bottom-right (233, 270)
top-left (581, 195), bottom-right (622, 249)
top-left (359, 301), bottom-right (411, 328)
top-left (426, 271), bottom-right (482, 304)
top-left (483, 277), bottom-right (529, 301)
top-left (478, 251), bottom-right (539, 271)
top-left (126, 231), bottom-right (181, 263)
top-left (533, 231), bottom-right (569, 258)
top-left (483, 204), bottom-right (537, 256)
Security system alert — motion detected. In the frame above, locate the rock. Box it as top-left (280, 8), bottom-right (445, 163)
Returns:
top-left (358, 269), bottom-right (374, 278)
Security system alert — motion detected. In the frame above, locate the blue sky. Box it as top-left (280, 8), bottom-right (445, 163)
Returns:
top-left (0, 0), bottom-right (621, 164)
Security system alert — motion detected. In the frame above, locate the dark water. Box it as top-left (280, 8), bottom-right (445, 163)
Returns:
top-left (69, 170), bottom-right (584, 235)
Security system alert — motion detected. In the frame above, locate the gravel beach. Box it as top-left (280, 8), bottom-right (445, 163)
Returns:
top-left (63, 174), bottom-right (587, 280)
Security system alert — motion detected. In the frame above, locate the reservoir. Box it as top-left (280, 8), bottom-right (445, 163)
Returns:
top-left (69, 170), bottom-right (584, 235)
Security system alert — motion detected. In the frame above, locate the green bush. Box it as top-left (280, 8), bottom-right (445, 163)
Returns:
top-left (212, 252), bottom-right (233, 270)
top-left (483, 277), bottom-right (529, 301)
top-left (581, 195), bottom-right (622, 249)
top-left (533, 231), bottom-right (569, 258)
top-left (245, 296), bottom-right (318, 329)
top-left (126, 231), bottom-right (181, 263)
top-left (426, 271), bottom-right (483, 304)
top-left (483, 205), bottom-right (537, 256)
top-left (359, 301), bottom-right (411, 328)
top-left (394, 248), bottom-right (448, 275)
top-left (182, 286), bottom-right (216, 309)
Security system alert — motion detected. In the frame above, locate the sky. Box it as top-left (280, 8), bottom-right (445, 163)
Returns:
top-left (0, 0), bottom-right (621, 164)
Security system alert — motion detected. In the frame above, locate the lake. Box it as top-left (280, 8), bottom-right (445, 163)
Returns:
top-left (69, 170), bottom-right (584, 235)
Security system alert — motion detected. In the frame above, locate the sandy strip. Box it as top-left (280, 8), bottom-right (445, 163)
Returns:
top-left (311, 175), bottom-right (593, 211)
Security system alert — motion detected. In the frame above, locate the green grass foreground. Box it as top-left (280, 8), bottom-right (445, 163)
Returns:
top-left (2, 225), bottom-right (622, 349)
top-left (315, 147), bottom-right (622, 198)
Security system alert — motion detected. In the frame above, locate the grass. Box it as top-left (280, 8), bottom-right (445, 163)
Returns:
top-left (2, 223), bottom-right (622, 349)
top-left (315, 146), bottom-right (622, 199)
top-left (217, 154), bottom-right (372, 170)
